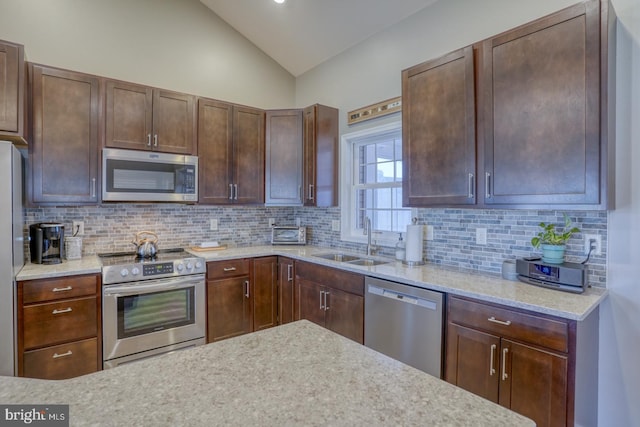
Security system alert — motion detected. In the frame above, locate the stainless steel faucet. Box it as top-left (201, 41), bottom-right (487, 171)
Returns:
top-left (364, 216), bottom-right (378, 256)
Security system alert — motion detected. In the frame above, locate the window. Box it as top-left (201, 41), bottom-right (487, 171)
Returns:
top-left (341, 120), bottom-right (413, 246)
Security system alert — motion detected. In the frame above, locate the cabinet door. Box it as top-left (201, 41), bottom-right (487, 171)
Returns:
top-left (252, 257), bottom-right (278, 332)
top-left (500, 339), bottom-right (568, 427)
top-left (402, 46), bottom-right (476, 206)
top-left (153, 89), bottom-right (195, 154)
top-left (483, 1), bottom-right (601, 205)
top-left (445, 323), bottom-right (500, 403)
top-left (30, 65), bottom-right (100, 204)
top-left (197, 98), bottom-right (234, 204)
top-left (105, 80), bottom-right (153, 150)
top-left (303, 104), bottom-right (338, 207)
top-left (207, 276), bottom-right (252, 342)
top-left (295, 278), bottom-right (325, 328)
top-left (265, 110), bottom-right (303, 206)
top-left (0, 39), bottom-right (24, 138)
top-left (278, 257), bottom-right (295, 325)
top-left (324, 287), bottom-right (364, 344)
top-left (23, 338), bottom-right (98, 380)
top-left (233, 105), bottom-right (265, 204)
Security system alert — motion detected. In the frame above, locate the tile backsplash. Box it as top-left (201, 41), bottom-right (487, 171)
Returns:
top-left (25, 204), bottom-right (607, 288)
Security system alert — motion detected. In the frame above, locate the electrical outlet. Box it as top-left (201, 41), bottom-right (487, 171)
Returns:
top-left (426, 225), bottom-right (434, 241)
top-left (268, 218), bottom-right (276, 227)
top-left (331, 220), bottom-right (340, 232)
top-left (476, 228), bottom-right (487, 245)
top-left (584, 234), bottom-right (602, 255)
top-left (209, 219), bottom-right (218, 231)
top-left (72, 221), bottom-right (84, 236)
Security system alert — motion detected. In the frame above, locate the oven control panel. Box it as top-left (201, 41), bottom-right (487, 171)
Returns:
top-left (143, 262), bottom-right (174, 276)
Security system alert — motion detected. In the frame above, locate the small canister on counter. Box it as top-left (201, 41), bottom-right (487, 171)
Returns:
top-left (65, 236), bottom-right (83, 260)
top-left (501, 259), bottom-right (518, 281)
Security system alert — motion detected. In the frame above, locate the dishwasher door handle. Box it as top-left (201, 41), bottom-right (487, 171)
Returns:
top-left (367, 285), bottom-right (438, 310)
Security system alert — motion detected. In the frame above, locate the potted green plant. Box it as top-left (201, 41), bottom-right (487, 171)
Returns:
top-left (531, 214), bottom-right (580, 264)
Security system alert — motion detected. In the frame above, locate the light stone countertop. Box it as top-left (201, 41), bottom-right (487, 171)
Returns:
top-left (15, 245), bottom-right (607, 320)
top-left (0, 320), bottom-right (534, 427)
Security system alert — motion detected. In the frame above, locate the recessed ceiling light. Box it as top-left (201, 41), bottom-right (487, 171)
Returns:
top-left (274, 0), bottom-right (285, 4)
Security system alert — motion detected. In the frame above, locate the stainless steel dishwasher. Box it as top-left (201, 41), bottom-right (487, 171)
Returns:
top-left (364, 276), bottom-right (443, 378)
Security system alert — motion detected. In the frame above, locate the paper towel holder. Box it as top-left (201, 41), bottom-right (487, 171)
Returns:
top-left (403, 217), bottom-right (425, 267)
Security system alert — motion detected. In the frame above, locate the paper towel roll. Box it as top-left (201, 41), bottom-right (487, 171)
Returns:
top-left (405, 224), bottom-right (423, 263)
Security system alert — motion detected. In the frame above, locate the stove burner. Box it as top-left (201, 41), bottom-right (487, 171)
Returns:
top-left (98, 248), bottom-right (185, 258)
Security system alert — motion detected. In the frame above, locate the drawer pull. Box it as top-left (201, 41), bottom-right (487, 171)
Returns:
top-left (52, 286), bottom-right (73, 292)
top-left (489, 344), bottom-right (497, 376)
top-left (52, 350), bottom-right (73, 359)
top-left (488, 316), bottom-right (512, 326)
top-left (52, 307), bottom-right (73, 315)
top-left (223, 267), bottom-right (237, 272)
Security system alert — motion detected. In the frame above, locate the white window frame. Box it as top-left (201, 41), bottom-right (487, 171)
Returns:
top-left (340, 119), bottom-right (415, 248)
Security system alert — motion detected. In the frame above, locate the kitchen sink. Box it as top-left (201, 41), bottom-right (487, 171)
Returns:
top-left (346, 258), bottom-right (391, 266)
top-left (313, 253), bottom-right (361, 262)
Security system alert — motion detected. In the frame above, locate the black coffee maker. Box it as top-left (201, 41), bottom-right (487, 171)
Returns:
top-left (30, 223), bottom-right (65, 264)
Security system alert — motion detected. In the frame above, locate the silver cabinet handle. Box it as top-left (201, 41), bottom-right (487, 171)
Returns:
top-left (319, 290), bottom-right (325, 310)
top-left (223, 267), bottom-right (237, 272)
top-left (244, 280), bottom-right (250, 298)
top-left (233, 184), bottom-right (238, 200)
top-left (489, 344), bottom-right (497, 376)
top-left (324, 291), bottom-right (330, 311)
top-left (502, 347), bottom-right (509, 380)
top-left (153, 134), bottom-right (158, 147)
top-left (147, 134), bottom-right (152, 147)
top-left (308, 184), bottom-right (314, 201)
top-left (468, 173), bottom-right (474, 199)
top-left (488, 316), bottom-right (512, 326)
top-left (53, 350), bottom-right (73, 359)
top-left (52, 307), bottom-right (72, 315)
top-left (91, 178), bottom-right (96, 198)
top-left (229, 184), bottom-right (234, 200)
top-left (287, 264), bottom-right (293, 282)
top-left (485, 172), bottom-right (492, 198)
top-left (52, 286), bottom-right (72, 292)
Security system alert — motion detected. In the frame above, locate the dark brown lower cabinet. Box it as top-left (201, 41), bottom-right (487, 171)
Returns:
top-left (445, 295), bottom-right (596, 427)
top-left (294, 261), bottom-right (364, 343)
top-left (17, 274), bottom-right (102, 380)
top-left (277, 257), bottom-right (295, 325)
top-left (206, 257), bottom-right (278, 343)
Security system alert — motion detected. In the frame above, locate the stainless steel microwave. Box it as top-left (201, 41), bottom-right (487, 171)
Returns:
top-left (102, 148), bottom-right (198, 202)
top-left (271, 226), bottom-right (307, 245)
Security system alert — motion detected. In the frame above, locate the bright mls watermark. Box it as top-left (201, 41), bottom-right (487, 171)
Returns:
top-left (0, 405), bottom-right (68, 426)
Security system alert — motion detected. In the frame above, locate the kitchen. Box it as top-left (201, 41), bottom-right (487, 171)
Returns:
top-left (0, 0), bottom-right (638, 426)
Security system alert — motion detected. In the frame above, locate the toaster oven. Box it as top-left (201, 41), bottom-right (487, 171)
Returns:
top-left (271, 226), bottom-right (306, 245)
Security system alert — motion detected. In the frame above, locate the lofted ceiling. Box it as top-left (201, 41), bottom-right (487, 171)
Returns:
top-left (200, 0), bottom-right (438, 77)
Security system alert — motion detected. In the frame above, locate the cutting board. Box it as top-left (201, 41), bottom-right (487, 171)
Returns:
top-left (190, 245), bottom-right (227, 252)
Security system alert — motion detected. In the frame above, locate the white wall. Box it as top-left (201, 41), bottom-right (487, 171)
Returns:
top-left (0, 0), bottom-right (295, 109)
top-left (600, 0), bottom-right (640, 425)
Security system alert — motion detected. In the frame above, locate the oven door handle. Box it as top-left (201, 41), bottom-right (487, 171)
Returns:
top-left (103, 275), bottom-right (205, 297)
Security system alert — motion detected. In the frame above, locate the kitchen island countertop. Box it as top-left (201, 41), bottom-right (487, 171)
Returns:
top-left (0, 320), bottom-right (533, 426)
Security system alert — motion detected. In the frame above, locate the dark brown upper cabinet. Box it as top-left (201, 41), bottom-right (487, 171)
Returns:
top-left (402, 46), bottom-right (477, 207)
top-left (197, 98), bottom-right (265, 205)
top-left (105, 80), bottom-right (196, 155)
top-left (29, 64), bottom-right (100, 205)
top-left (482, 0), bottom-right (608, 208)
top-left (265, 109), bottom-right (303, 206)
top-left (0, 39), bottom-right (27, 145)
top-left (402, 0), bottom-right (613, 210)
top-left (303, 104), bottom-right (338, 207)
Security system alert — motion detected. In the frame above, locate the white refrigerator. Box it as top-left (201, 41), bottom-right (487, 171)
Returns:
top-left (0, 140), bottom-right (24, 376)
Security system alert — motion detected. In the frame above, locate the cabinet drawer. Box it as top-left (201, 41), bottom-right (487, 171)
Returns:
top-left (295, 261), bottom-right (364, 296)
top-left (448, 296), bottom-right (569, 353)
top-left (23, 297), bottom-right (97, 349)
top-left (23, 338), bottom-right (98, 380)
top-left (207, 259), bottom-right (250, 278)
top-left (22, 274), bottom-right (98, 304)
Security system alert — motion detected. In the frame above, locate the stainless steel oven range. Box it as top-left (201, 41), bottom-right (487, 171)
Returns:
top-left (100, 249), bottom-right (206, 369)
